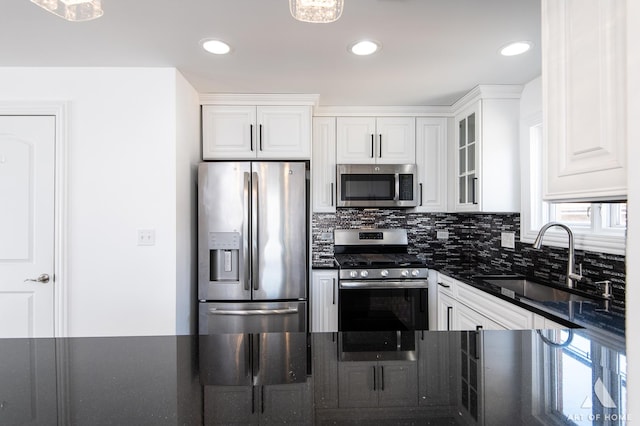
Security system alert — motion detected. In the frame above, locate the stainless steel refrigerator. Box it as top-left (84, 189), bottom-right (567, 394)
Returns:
top-left (198, 161), bottom-right (308, 386)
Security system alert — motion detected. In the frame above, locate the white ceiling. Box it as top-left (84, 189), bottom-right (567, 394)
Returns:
top-left (0, 0), bottom-right (541, 106)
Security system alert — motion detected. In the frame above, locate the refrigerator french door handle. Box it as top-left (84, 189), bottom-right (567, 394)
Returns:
top-left (252, 171), bottom-right (260, 291)
top-left (244, 172), bottom-right (251, 291)
top-left (252, 334), bottom-right (261, 386)
top-left (208, 307), bottom-right (299, 315)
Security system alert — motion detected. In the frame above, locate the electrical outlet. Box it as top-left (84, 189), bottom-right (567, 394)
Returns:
top-left (436, 230), bottom-right (449, 240)
top-left (501, 232), bottom-right (515, 249)
top-left (137, 229), bottom-right (156, 246)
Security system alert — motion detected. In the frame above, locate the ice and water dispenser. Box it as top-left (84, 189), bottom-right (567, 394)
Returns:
top-left (208, 232), bottom-right (240, 282)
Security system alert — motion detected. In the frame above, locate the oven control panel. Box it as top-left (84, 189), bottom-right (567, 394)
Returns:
top-left (339, 268), bottom-right (428, 280)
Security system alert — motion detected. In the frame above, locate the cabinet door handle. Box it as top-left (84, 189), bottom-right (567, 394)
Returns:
top-left (372, 366), bottom-right (377, 391)
top-left (261, 385), bottom-right (265, 413)
top-left (438, 282), bottom-right (450, 288)
top-left (446, 306), bottom-right (452, 331)
top-left (332, 278), bottom-right (336, 305)
top-left (250, 124), bottom-right (254, 151)
top-left (380, 366), bottom-right (385, 391)
top-left (259, 124), bottom-right (263, 151)
top-left (419, 183), bottom-right (423, 206)
top-left (475, 326), bottom-right (482, 360)
top-left (378, 134), bottom-right (382, 158)
top-left (330, 182), bottom-right (334, 206)
top-left (370, 134), bottom-right (374, 158)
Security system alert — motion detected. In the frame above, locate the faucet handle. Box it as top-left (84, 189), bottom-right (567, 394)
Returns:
top-left (595, 280), bottom-right (613, 299)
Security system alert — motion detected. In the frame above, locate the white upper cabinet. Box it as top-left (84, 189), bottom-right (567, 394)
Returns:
top-left (542, 0), bottom-right (627, 201)
top-left (312, 117), bottom-right (337, 213)
top-left (415, 117), bottom-right (448, 212)
top-left (336, 117), bottom-right (415, 164)
top-left (452, 86), bottom-right (521, 212)
top-left (202, 103), bottom-right (312, 160)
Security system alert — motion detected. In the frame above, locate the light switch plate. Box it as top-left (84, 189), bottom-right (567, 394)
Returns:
top-left (137, 229), bottom-right (156, 246)
top-left (501, 232), bottom-right (515, 249)
top-left (436, 230), bottom-right (449, 240)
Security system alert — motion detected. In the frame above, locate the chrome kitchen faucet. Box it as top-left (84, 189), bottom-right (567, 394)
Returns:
top-left (532, 222), bottom-right (583, 289)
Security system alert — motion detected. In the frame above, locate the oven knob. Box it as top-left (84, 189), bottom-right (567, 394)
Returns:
top-left (411, 269), bottom-right (420, 277)
top-left (349, 271), bottom-right (358, 278)
top-left (360, 270), bottom-right (369, 278)
top-left (380, 269), bottom-right (389, 277)
top-left (401, 270), bottom-right (409, 277)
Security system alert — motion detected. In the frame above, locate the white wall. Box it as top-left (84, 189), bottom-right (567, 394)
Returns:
top-left (175, 72), bottom-right (201, 335)
top-left (0, 67), bottom-right (199, 337)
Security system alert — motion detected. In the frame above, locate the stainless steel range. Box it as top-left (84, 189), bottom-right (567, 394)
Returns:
top-left (334, 229), bottom-right (429, 332)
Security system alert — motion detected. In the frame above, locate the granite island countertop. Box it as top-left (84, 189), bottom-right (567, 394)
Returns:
top-left (0, 330), bottom-right (627, 425)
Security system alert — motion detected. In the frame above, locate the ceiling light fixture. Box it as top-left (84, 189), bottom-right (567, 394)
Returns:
top-left (500, 41), bottom-right (532, 56)
top-left (349, 40), bottom-right (381, 56)
top-left (289, 0), bottom-right (343, 23)
top-left (30, 0), bottom-right (103, 22)
top-left (202, 39), bottom-right (232, 55)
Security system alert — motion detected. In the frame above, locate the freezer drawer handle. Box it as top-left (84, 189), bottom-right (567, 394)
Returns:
top-left (208, 307), bottom-right (299, 316)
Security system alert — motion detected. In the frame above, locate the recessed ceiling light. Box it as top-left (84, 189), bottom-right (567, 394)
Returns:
top-left (202, 39), bottom-right (232, 55)
top-left (500, 41), bottom-right (532, 56)
top-left (349, 40), bottom-right (381, 56)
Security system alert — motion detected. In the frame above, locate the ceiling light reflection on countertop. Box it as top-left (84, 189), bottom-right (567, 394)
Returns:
top-left (500, 41), bottom-right (532, 56)
top-left (202, 39), bottom-right (232, 55)
top-left (30, 0), bottom-right (103, 21)
top-left (349, 40), bottom-right (381, 56)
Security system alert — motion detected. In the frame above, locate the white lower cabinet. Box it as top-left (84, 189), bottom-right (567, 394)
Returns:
top-left (311, 269), bottom-right (338, 332)
top-left (435, 271), bottom-right (538, 331)
top-left (204, 382), bottom-right (312, 425)
top-left (337, 360), bottom-right (418, 408)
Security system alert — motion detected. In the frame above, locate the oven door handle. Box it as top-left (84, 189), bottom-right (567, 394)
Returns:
top-left (339, 280), bottom-right (428, 289)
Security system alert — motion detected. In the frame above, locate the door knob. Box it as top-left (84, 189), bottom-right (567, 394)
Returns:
top-left (24, 274), bottom-right (50, 283)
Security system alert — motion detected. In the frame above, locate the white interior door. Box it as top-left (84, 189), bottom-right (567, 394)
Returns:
top-left (0, 115), bottom-right (55, 338)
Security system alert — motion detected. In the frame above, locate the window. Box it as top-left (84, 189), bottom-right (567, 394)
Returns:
top-left (521, 115), bottom-right (626, 255)
top-left (541, 330), bottom-right (627, 425)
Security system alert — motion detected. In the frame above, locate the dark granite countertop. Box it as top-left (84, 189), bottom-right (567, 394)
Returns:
top-left (0, 331), bottom-right (627, 425)
top-left (433, 267), bottom-right (626, 342)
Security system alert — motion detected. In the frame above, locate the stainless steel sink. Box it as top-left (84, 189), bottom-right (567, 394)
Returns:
top-left (479, 277), bottom-right (598, 303)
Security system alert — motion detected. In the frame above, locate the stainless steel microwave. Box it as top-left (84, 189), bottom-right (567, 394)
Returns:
top-left (336, 164), bottom-right (418, 208)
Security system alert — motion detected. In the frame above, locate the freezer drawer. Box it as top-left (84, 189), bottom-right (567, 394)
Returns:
top-left (199, 332), bottom-right (307, 386)
top-left (199, 301), bottom-right (307, 334)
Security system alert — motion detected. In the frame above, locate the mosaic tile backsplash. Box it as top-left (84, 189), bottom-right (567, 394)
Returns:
top-left (312, 209), bottom-right (626, 314)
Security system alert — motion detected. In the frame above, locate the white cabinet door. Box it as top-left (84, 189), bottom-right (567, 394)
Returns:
top-left (202, 105), bottom-right (256, 159)
top-left (376, 117), bottom-right (415, 164)
top-left (376, 362), bottom-right (418, 408)
top-left (336, 117), bottom-right (415, 164)
top-left (257, 106), bottom-right (311, 159)
top-left (542, 0), bottom-right (627, 201)
top-left (202, 105), bottom-right (311, 160)
top-left (312, 117), bottom-right (337, 213)
top-left (311, 270), bottom-right (338, 332)
top-left (452, 95), bottom-right (520, 213)
top-left (415, 117), bottom-right (447, 212)
top-left (454, 103), bottom-right (480, 211)
top-left (437, 292), bottom-right (456, 331)
top-left (456, 303), bottom-right (506, 331)
top-left (336, 117), bottom-right (377, 164)
top-left (337, 362), bottom-right (379, 408)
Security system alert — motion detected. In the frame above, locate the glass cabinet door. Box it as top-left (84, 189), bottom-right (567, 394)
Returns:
top-left (457, 110), bottom-right (477, 206)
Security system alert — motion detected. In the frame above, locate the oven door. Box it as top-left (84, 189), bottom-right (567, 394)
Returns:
top-left (338, 282), bottom-right (428, 331)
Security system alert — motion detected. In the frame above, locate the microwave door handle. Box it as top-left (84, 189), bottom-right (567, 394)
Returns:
top-left (394, 173), bottom-right (400, 201)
